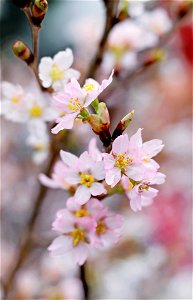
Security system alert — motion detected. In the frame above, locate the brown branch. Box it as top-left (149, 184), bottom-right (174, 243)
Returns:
top-left (84, 0), bottom-right (119, 80)
top-left (80, 264), bottom-right (89, 300)
top-left (3, 140), bottom-right (59, 299)
top-left (23, 7), bottom-right (43, 90)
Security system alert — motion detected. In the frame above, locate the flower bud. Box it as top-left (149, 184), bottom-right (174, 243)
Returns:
top-left (12, 0), bottom-right (31, 8)
top-left (32, 0), bottom-right (48, 25)
top-left (112, 110), bottom-right (134, 141)
top-left (12, 41), bottom-right (33, 64)
top-left (175, 0), bottom-right (193, 19)
top-left (88, 103), bottom-right (111, 147)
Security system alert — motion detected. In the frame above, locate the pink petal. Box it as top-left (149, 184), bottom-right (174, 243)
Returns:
top-left (65, 170), bottom-right (80, 185)
top-left (112, 134), bottom-right (129, 155)
top-left (39, 173), bottom-right (60, 189)
top-left (51, 113), bottom-right (78, 133)
top-left (143, 139), bottom-right (164, 158)
top-left (130, 196), bottom-right (142, 212)
top-left (66, 196), bottom-right (81, 212)
top-left (88, 138), bottom-right (102, 161)
top-left (129, 128), bottom-right (143, 148)
top-left (99, 69), bottom-right (114, 93)
top-left (151, 172), bottom-right (166, 185)
top-left (90, 182), bottom-right (107, 196)
top-left (52, 210), bottom-right (74, 233)
top-left (60, 150), bottom-right (78, 169)
top-left (78, 151), bottom-right (93, 172)
top-left (75, 185), bottom-right (91, 205)
top-left (91, 161), bottom-right (105, 180)
top-left (105, 168), bottom-right (121, 187)
top-left (105, 214), bottom-right (124, 230)
top-left (48, 236), bottom-right (72, 256)
top-left (74, 243), bottom-right (89, 265)
top-left (103, 153), bottom-right (115, 170)
top-left (125, 164), bottom-right (144, 181)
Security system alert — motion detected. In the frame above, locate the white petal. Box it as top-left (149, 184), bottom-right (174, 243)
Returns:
top-left (75, 185), bottom-right (91, 205)
top-left (53, 49), bottom-right (73, 70)
top-left (90, 182), bottom-right (106, 196)
top-left (60, 150), bottom-right (78, 169)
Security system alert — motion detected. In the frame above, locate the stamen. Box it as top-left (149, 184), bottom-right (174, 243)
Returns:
top-left (80, 173), bottom-right (94, 187)
top-left (29, 105), bottom-right (43, 117)
top-left (67, 98), bottom-right (82, 111)
top-left (83, 83), bottom-right (95, 92)
top-left (115, 154), bottom-right (132, 169)
top-left (50, 64), bottom-right (64, 80)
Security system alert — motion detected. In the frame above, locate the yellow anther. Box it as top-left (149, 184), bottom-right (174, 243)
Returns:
top-left (33, 143), bottom-right (45, 151)
top-left (143, 157), bottom-right (150, 163)
top-left (115, 154), bottom-right (132, 169)
top-left (80, 173), bottom-right (94, 187)
top-left (75, 209), bottom-right (90, 218)
top-left (139, 183), bottom-right (149, 192)
top-left (67, 98), bottom-right (82, 111)
top-left (70, 228), bottom-right (86, 247)
top-left (96, 221), bottom-right (107, 235)
top-left (11, 96), bottom-right (20, 104)
top-left (29, 105), bottom-right (43, 117)
top-left (83, 83), bottom-right (95, 92)
top-left (50, 64), bottom-right (64, 80)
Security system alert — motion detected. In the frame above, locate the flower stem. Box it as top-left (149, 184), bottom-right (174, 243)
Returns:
top-left (80, 264), bottom-right (89, 300)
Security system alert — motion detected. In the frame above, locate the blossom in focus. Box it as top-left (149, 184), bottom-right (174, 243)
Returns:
top-left (26, 121), bottom-right (50, 165)
top-left (1, 82), bottom-right (26, 122)
top-left (48, 210), bottom-right (96, 265)
top-left (66, 196), bottom-right (108, 220)
top-left (39, 138), bottom-right (102, 189)
top-left (89, 208), bottom-right (124, 249)
top-left (60, 150), bottom-right (107, 204)
top-left (39, 49), bottom-right (80, 91)
top-left (51, 71), bottom-right (114, 134)
top-left (103, 129), bottom-right (164, 188)
top-left (122, 171), bottom-right (166, 212)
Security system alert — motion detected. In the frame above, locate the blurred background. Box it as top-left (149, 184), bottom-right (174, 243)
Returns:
top-left (1, 0), bottom-right (192, 299)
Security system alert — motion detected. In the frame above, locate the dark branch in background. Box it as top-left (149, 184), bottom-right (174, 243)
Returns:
top-left (3, 143), bottom-right (58, 299)
top-left (80, 264), bottom-right (89, 300)
top-left (84, 0), bottom-right (119, 80)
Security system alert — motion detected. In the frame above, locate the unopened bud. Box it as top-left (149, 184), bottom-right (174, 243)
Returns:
top-left (88, 105), bottom-right (111, 148)
top-left (175, 0), bottom-right (193, 19)
top-left (112, 110), bottom-right (134, 141)
top-left (12, 41), bottom-right (33, 64)
top-left (32, 0), bottom-right (48, 25)
top-left (12, 0), bottom-right (31, 8)
top-left (143, 49), bottom-right (165, 67)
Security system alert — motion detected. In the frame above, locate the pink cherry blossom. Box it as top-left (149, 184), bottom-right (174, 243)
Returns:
top-left (89, 209), bottom-right (124, 249)
top-left (51, 71), bottom-right (114, 134)
top-left (66, 197), bottom-right (108, 220)
top-left (48, 210), bottom-right (95, 265)
top-left (103, 129), bottom-right (164, 187)
top-left (60, 150), bottom-right (107, 204)
top-left (122, 170), bottom-right (166, 212)
top-left (39, 161), bottom-right (73, 190)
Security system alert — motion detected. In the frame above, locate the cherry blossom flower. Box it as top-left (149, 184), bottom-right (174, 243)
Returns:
top-left (137, 8), bottom-right (172, 36)
top-left (39, 138), bottom-right (102, 190)
top-left (89, 208), bottom-right (124, 249)
top-left (103, 129), bottom-right (164, 187)
top-left (26, 121), bottom-right (50, 165)
top-left (39, 49), bottom-right (80, 91)
top-left (60, 150), bottom-right (107, 204)
top-left (48, 210), bottom-right (96, 265)
top-left (122, 171), bottom-right (166, 212)
top-left (66, 197), bottom-right (108, 220)
top-left (51, 71), bottom-right (114, 134)
top-left (1, 82), bottom-right (26, 122)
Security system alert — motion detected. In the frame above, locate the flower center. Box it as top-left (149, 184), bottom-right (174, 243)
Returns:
top-left (96, 221), bottom-right (107, 235)
top-left (143, 156), bottom-right (150, 163)
top-left (75, 209), bottom-right (90, 218)
top-left (33, 143), bottom-right (46, 151)
top-left (138, 183), bottom-right (149, 193)
top-left (67, 98), bottom-right (82, 111)
top-left (83, 83), bottom-right (95, 92)
top-left (70, 228), bottom-right (86, 247)
top-left (80, 173), bottom-right (94, 187)
top-left (50, 64), bottom-right (64, 80)
top-left (29, 105), bottom-right (43, 117)
top-left (11, 96), bottom-right (20, 104)
top-left (115, 154), bottom-right (132, 169)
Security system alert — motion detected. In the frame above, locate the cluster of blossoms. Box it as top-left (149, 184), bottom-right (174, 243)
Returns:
top-left (40, 130), bottom-right (165, 264)
top-left (1, 49), bottom-right (81, 164)
top-left (103, 5), bottom-right (172, 73)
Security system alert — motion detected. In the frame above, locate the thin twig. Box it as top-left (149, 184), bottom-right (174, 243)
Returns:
top-left (84, 0), bottom-right (119, 80)
top-left (3, 143), bottom-right (59, 299)
top-left (80, 264), bottom-right (89, 300)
